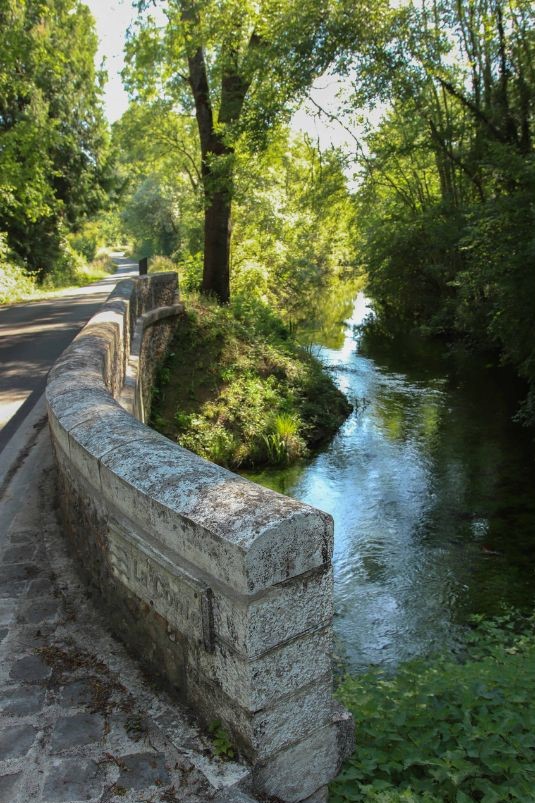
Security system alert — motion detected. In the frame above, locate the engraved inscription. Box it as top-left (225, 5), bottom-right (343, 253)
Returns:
top-left (108, 522), bottom-right (213, 649)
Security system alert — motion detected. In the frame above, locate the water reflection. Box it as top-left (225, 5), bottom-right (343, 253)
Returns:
top-left (245, 292), bottom-right (535, 671)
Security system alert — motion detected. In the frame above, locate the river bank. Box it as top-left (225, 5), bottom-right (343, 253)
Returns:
top-left (150, 296), bottom-right (351, 469)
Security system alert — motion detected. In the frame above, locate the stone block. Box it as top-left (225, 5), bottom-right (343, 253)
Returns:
top-left (47, 411), bottom-right (71, 463)
top-left (9, 654), bottom-right (51, 683)
top-left (212, 566), bottom-right (333, 658)
top-left (187, 672), bottom-right (334, 760)
top-left (99, 439), bottom-right (332, 594)
top-left (116, 751), bottom-right (170, 790)
top-left (106, 520), bottom-right (213, 649)
top-left (0, 724), bottom-right (36, 760)
top-left (0, 599), bottom-right (15, 626)
top-left (189, 627), bottom-right (332, 711)
top-left (67, 411), bottom-right (155, 491)
top-left (50, 713), bottom-right (105, 752)
top-left (17, 599), bottom-right (59, 625)
top-left (59, 679), bottom-right (94, 707)
top-left (42, 758), bottom-right (103, 802)
top-left (252, 714), bottom-right (353, 803)
top-left (0, 773), bottom-right (22, 801)
top-left (46, 366), bottom-right (105, 401)
top-left (46, 387), bottom-right (115, 434)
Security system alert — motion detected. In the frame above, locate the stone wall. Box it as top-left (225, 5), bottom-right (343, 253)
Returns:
top-left (45, 273), bottom-right (354, 803)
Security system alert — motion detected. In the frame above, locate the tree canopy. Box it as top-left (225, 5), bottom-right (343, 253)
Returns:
top-left (344, 0), bottom-right (535, 422)
top-left (124, 0), bottom-right (354, 300)
top-left (0, 0), bottom-right (115, 281)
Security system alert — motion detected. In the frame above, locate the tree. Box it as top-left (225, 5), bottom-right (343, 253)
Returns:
top-left (112, 100), bottom-right (203, 259)
top-left (125, 0), bottom-right (342, 302)
top-left (341, 0), bottom-right (535, 419)
top-left (0, 0), bottom-right (114, 279)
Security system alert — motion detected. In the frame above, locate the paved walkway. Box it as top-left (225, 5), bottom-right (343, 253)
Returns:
top-left (0, 269), bottom-right (255, 803)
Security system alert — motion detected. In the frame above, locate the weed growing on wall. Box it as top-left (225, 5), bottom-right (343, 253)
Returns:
top-left (330, 612), bottom-right (535, 803)
top-left (208, 720), bottom-right (235, 760)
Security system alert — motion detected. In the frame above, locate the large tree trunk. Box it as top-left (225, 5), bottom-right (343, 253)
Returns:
top-left (180, 0), bottom-right (254, 303)
top-left (202, 186), bottom-right (231, 302)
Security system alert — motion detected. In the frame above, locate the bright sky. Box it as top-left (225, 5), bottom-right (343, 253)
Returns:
top-left (84, 0), bottom-right (360, 153)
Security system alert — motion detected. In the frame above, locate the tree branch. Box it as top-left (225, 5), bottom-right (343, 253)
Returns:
top-left (436, 76), bottom-right (508, 144)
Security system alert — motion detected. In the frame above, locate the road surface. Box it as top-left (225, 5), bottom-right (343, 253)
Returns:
top-left (0, 256), bottom-right (137, 460)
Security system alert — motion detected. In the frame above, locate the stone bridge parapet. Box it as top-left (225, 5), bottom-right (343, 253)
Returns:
top-left (45, 272), bottom-right (353, 803)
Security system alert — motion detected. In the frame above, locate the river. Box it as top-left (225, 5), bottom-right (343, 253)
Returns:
top-left (244, 291), bottom-right (535, 672)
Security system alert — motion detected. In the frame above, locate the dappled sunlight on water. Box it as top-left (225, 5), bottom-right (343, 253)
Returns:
top-left (245, 291), bottom-right (535, 671)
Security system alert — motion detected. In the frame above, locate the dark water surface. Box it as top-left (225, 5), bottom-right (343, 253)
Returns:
top-left (244, 292), bottom-right (535, 672)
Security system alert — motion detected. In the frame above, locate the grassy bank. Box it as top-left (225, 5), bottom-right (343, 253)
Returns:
top-left (331, 611), bottom-right (535, 803)
top-left (150, 296), bottom-right (352, 469)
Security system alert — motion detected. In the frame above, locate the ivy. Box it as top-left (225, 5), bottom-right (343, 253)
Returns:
top-left (331, 612), bottom-right (535, 802)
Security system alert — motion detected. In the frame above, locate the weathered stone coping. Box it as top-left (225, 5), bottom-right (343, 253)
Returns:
top-left (45, 273), bottom-right (354, 803)
top-left (119, 304), bottom-right (184, 420)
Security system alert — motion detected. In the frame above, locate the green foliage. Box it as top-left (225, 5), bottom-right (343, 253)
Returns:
top-left (150, 298), bottom-right (351, 469)
top-left (208, 720), bottom-right (235, 760)
top-left (231, 131), bottom-right (359, 321)
top-left (262, 414), bottom-right (301, 466)
top-left (331, 611), bottom-right (535, 803)
top-left (345, 0), bottom-right (535, 423)
top-left (148, 255), bottom-right (177, 274)
top-left (0, 233), bottom-right (37, 303)
top-left (112, 102), bottom-right (203, 261)
top-left (0, 0), bottom-right (116, 286)
top-left (68, 221), bottom-right (105, 262)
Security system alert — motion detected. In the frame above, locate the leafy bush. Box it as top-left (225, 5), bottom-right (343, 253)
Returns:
top-left (0, 233), bottom-right (37, 303)
top-left (179, 252), bottom-right (203, 292)
top-left (69, 221), bottom-right (102, 262)
top-left (88, 254), bottom-right (115, 276)
top-left (40, 238), bottom-right (85, 288)
top-left (331, 612), bottom-right (535, 803)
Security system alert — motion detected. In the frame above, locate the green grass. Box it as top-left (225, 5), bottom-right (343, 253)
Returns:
top-left (150, 295), bottom-right (352, 469)
top-left (0, 252), bottom-right (116, 305)
top-left (331, 611), bottom-right (535, 803)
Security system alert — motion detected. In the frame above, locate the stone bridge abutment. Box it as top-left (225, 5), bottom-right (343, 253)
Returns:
top-left (45, 273), bottom-right (353, 803)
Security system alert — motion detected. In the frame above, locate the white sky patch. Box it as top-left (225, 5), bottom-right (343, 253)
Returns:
top-left (292, 73), bottom-right (357, 152)
top-left (85, 0), bottom-right (135, 122)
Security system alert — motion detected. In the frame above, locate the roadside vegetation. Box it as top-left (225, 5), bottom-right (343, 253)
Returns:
top-left (331, 611), bottom-right (535, 803)
top-left (0, 242), bottom-right (116, 305)
top-left (151, 297), bottom-right (351, 469)
top-left (0, 1), bottom-right (121, 304)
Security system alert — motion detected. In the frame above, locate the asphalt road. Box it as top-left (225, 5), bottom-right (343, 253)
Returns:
top-left (0, 256), bottom-right (137, 457)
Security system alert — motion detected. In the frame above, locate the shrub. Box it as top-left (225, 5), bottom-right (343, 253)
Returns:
top-left (331, 611), bottom-right (535, 803)
top-left (69, 221), bottom-right (102, 262)
top-left (0, 233), bottom-right (37, 303)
